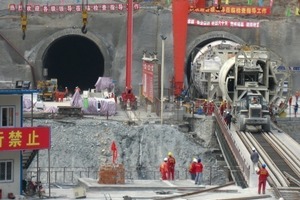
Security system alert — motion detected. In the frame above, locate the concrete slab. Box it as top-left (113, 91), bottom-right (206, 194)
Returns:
top-left (39, 179), bottom-right (276, 200)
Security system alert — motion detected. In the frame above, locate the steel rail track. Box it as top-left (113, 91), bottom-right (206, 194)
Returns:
top-left (228, 119), bottom-right (300, 199)
top-left (263, 133), bottom-right (300, 182)
top-left (241, 131), bottom-right (287, 187)
top-left (236, 131), bottom-right (293, 199)
top-left (254, 132), bottom-right (300, 187)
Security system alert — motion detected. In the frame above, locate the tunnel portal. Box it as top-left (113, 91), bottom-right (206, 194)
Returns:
top-left (188, 39), bottom-right (290, 106)
top-left (42, 35), bottom-right (104, 92)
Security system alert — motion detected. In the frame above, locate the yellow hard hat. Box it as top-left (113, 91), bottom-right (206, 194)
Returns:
top-left (168, 152), bottom-right (172, 156)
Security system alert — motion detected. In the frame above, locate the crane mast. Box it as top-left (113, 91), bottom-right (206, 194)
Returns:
top-left (126, 0), bottom-right (133, 89)
top-left (172, 0), bottom-right (189, 98)
top-left (120, 0), bottom-right (137, 110)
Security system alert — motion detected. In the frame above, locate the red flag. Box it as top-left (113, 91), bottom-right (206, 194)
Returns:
top-left (111, 141), bottom-right (118, 164)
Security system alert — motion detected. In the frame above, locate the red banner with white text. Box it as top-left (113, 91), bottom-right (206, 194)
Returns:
top-left (189, 5), bottom-right (271, 15)
top-left (142, 61), bottom-right (154, 103)
top-left (0, 127), bottom-right (51, 151)
top-left (8, 3), bottom-right (140, 13)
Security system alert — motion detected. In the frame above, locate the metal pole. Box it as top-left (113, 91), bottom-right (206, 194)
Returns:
top-left (37, 150), bottom-right (39, 184)
top-left (160, 35), bottom-right (167, 125)
top-left (48, 149), bottom-right (51, 197)
top-left (31, 93), bottom-right (33, 126)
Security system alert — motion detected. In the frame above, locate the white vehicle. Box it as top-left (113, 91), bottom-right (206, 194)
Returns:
top-left (235, 92), bottom-right (270, 132)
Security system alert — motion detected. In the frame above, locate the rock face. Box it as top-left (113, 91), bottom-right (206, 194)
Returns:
top-left (1, 0), bottom-right (300, 94)
top-left (24, 116), bottom-right (226, 184)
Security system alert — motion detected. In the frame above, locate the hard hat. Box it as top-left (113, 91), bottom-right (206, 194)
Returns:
top-left (262, 163), bottom-right (266, 168)
top-left (168, 152), bottom-right (172, 156)
top-left (252, 147), bottom-right (256, 151)
top-left (164, 157), bottom-right (168, 161)
top-left (227, 111), bottom-right (229, 114)
top-left (193, 158), bottom-right (197, 162)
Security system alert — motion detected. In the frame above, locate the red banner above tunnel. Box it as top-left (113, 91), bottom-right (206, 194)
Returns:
top-left (8, 3), bottom-right (140, 13)
top-left (189, 5), bottom-right (271, 15)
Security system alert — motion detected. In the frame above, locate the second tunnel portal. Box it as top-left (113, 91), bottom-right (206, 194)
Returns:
top-left (42, 35), bottom-right (104, 92)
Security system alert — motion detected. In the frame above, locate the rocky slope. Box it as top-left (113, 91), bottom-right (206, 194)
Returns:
top-left (24, 115), bottom-right (226, 185)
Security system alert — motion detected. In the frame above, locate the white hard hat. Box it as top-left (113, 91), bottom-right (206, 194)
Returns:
top-left (193, 158), bottom-right (197, 162)
top-left (164, 157), bottom-right (168, 161)
top-left (252, 147), bottom-right (256, 151)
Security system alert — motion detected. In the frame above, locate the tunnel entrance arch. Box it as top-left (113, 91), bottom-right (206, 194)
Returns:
top-left (185, 31), bottom-right (246, 98)
top-left (34, 29), bottom-right (111, 92)
top-left (186, 31), bottom-right (290, 105)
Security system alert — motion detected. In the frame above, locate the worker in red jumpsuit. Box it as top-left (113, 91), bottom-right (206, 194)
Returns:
top-left (203, 99), bottom-right (208, 114)
top-left (167, 152), bottom-right (176, 180)
top-left (188, 158), bottom-right (197, 180)
top-left (207, 100), bottom-right (215, 115)
top-left (220, 100), bottom-right (227, 116)
top-left (160, 158), bottom-right (168, 180)
top-left (195, 158), bottom-right (204, 185)
top-left (256, 163), bottom-right (269, 194)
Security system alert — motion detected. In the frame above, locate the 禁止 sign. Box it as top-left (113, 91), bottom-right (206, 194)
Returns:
top-left (8, 3), bottom-right (140, 13)
top-left (0, 126), bottom-right (51, 151)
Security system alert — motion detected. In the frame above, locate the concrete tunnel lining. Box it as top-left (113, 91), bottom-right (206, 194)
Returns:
top-left (185, 31), bottom-right (246, 85)
top-left (33, 28), bottom-right (112, 91)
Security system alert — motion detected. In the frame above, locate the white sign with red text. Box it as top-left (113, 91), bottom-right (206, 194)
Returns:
top-left (188, 18), bottom-right (260, 28)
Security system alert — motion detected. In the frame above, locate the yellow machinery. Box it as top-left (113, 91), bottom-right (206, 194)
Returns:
top-left (37, 79), bottom-right (57, 101)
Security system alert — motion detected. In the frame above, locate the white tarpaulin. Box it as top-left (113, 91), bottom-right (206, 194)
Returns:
top-left (94, 77), bottom-right (114, 92)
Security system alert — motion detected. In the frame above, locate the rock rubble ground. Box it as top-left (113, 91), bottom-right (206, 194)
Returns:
top-left (24, 107), bottom-right (227, 186)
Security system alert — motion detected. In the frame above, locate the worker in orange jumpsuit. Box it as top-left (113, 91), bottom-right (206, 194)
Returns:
top-left (256, 163), bottom-right (269, 194)
top-left (160, 158), bottom-right (168, 180)
top-left (167, 152), bottom-right (176, 180)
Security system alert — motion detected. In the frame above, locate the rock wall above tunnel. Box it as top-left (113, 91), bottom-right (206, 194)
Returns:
top-left (1, 3), bottom-right (300, 94)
